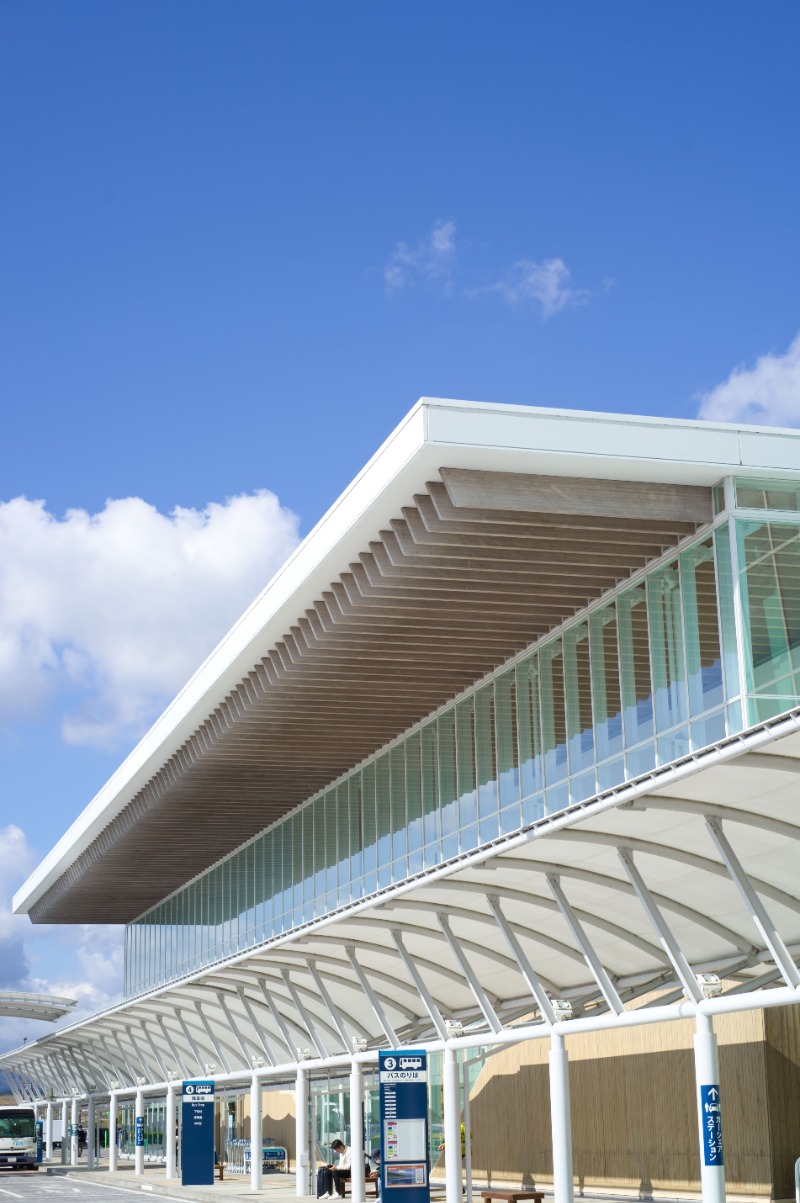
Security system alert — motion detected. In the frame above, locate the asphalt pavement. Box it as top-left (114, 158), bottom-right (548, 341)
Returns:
top-left (0, 1172), bottom-right (176, 1201)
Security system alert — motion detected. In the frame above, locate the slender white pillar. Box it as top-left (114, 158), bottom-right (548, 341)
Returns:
top-left (70, 1097), bottom-right (79, 1166)
top-left (443, 1045), bottom-right (462, 1203)
top-left (45, 1102), bottom-right (54, 1162)
top-left (250, 1073), bottom-right (263, 1192)
top-left (350, 1060), bottom-right (365, 1203)
top-left (462, 1058), bottom-right (473, 1203)
top-left (165, 1083), bottom-right (177, 1180)
top-left (694, 1013), bottom-right (726, 1203)
top-left (60, 1100), bottom-right (68, 1165)
top-left (295, 1066), bottom-right (309, 1198)
top-left (109, 1094), bottom-right (118, 1172)
top-left (87, 1096), bottom-right (96, 1169)
top-left (549, 1033), bottom-right (574, 1203)
top-left (134, 1087), bottom-right (144, 1176)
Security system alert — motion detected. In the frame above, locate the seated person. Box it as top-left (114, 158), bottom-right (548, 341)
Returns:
top-left (331, 1139), bottom-right (352, 1197)
top-left (318, 1140), bottom-right (351, 1198)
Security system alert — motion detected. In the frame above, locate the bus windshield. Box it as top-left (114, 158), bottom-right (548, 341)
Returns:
top-left (0, 1112), bottom-right (35, 1139)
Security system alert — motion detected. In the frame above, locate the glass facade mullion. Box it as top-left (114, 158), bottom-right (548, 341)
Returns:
top-left (128, 499), bottom-right (800, 998)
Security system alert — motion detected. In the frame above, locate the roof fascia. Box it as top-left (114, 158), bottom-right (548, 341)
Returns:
top-left (14, 399), bottom-right (800, 917)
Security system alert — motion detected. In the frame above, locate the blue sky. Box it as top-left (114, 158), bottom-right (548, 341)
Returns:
top-left (1, 1), bottom-right (799, 1048)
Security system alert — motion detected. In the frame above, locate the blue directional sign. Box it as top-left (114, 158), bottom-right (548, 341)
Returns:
top-left (379, 1051), bottom-right (430, 1203)
top-left (135, 1115), bottom-right (144, 1148)
top-left (700, 1085), bottom-right (723, 1167)
top-left (35, 1119), bottom-right (43, 1163)
top-left (181, 1079), bottom-right (215, 1186)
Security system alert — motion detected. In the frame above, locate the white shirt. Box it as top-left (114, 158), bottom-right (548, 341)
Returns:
top-left (335, 1146), bottom-right (352, 1171)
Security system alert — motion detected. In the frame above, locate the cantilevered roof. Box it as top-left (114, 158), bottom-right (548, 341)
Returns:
top-left (16, 400), bottom-right (800, 925)
top-left (5, 709), bottom-right (800, 1096)
top-left (0, 992), bottom-right (76, 1023)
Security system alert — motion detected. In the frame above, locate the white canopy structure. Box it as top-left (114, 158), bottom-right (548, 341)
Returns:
top-left (5, 400), bottom-right (800, 1203)
top-left (0, 992), bottom-right (75, 1023)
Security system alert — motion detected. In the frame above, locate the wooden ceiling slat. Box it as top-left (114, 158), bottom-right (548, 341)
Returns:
top-left (31, 470), bottom-right (711, 924)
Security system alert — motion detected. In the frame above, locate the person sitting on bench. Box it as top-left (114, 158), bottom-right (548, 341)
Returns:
top-left (331, 1140), bottom-right (352, 1197)
top-left (317, 1140), bottom-right (351, 1198)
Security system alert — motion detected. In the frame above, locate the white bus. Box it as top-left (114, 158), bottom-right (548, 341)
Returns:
top-left (0, 1106), bottom-right (38, 1171)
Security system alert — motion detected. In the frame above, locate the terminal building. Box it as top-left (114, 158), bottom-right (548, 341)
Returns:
top-left (4, 399), bottom-right (800, 1201)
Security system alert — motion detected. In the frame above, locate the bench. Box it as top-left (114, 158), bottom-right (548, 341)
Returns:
top-left (481, 1192), bottom-right (543, 1203)
top-left (215, 1162), bottom-right (225, 1180)
top-left (343, 1171), bottom-right (379, 1197)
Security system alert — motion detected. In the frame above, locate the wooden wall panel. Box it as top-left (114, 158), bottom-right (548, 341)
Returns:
top-left (243, 1089), bottom-right (296, 1167)
top-left (764, 1005), bottom-right (800, 1200)
top-left (469, 1012), bottom-right (771, 1197)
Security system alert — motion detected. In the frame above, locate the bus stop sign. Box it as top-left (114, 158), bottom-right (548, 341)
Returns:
top-left (379, 1051), bottom-right (430, 1203)
top-left (181, 1080), bottom-right (215, 1187)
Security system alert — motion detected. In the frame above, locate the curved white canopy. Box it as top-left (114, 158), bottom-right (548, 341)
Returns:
top-left (6, 707), bottom-right (800, 1098)
top-left (0, 992), bottom-right (75, 1023)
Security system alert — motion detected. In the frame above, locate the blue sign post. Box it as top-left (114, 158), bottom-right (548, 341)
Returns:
top-left (181, 1080), bottom-right (215, 1187)
top-left (700, 1085), bottom-right (723, 1167)
top-left (135, 1116), bottom-right (144, 1148)
top-left (379, 1051), bottom-right (430, 1203)
top-left (35, 1119), bottom-right (43, 1163)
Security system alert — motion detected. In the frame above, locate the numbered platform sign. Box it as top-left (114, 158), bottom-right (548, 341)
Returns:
top-left (181, 1079), bottom-right (215, 1186)
top-left (379, 1051), bottom-right (430, 1203)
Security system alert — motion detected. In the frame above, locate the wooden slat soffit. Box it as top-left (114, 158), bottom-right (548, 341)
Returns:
top-left (32, 471), bottom-right (711, 924)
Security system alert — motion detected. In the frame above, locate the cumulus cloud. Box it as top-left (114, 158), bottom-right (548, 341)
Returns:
top-left (384, 219), bottom-right (457, 295)
top-left (0, 826), bottom-right (35, 992)
top-left (696, 332), bottom-right (800, 426)
top-left (0, 490), bottom-right (300, 747)
top-left (0, 823), bottom-right (124, 1055)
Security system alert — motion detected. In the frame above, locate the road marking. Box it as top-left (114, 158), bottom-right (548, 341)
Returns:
top-left (0, 1187), bottom-right (22, 1199)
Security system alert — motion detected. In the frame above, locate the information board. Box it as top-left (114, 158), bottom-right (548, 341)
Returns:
top-left (700, 1084), bottom-right (724, 1167)
top-left (181, 1079), bottom-right (215, 1186)
top-left (379, 1051), bottom-right (430, 1203)
top-left (35, 1119), bottom-right (43, 1163)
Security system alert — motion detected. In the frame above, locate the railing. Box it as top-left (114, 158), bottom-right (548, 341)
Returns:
top-left (225, 1138), bottom-right (288, 1175)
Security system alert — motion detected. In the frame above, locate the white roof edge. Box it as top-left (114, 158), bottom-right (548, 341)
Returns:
top-left (15, 398), bottom-right (800, 917)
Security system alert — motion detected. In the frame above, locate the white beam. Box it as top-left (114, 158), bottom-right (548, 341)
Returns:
top-left (618, 849), bottom-right (703, 1003)
top-left (705, 817), bottom-right (800, 988)
top-left (547, 875), bottom-right (624, 1014)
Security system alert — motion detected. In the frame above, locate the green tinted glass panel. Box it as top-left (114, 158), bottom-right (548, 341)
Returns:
top-left (736, 478), bottom-right (800, 512)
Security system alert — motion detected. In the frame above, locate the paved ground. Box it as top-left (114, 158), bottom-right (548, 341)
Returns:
top-left (0, 1173), bottom-right (176, 1201)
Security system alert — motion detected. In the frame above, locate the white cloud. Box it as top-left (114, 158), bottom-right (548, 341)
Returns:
top-left (384, 219), bottom-right (457, 295)
top-left (485, 256), bottom-right (590, 318)
top-left (0, 490), bottom-right (300, 747)
top-left (0, 823), bottom-right (124, 1055)
top-left (696, 332), bottom-right (800, 426)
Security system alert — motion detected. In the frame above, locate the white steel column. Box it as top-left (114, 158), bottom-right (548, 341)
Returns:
top-left (87, 1096), bottom-right (96, 1169)
top-left (694, 1013), bottom-right (726, 1203)
top-left (109, 1093), bottom-right (118, 1172)
top-left (134, 1086), bottom-right (144, 1176)
top-left (462, 1058), bottom-right (473, 1203)
top-left (549, 1033), bottom-right (574, 1203)
top-left (250, 1073), bottom-right (263, 1192)
top-left (350, 1059), bottom-right (365, 1203)
top-left (70, 1097), bottom-right (79, 1166)
top-left (295, 1066), bottom-right (309, 1198)
top-left (443, 1045), bottom-right (462, 1203)
top-left (45, 1101), bottom-right (53, 1162)
top-left (60, 1100), bottom-right (68, 1165)
top-left (165, 1082), bottom-right (177, 1180)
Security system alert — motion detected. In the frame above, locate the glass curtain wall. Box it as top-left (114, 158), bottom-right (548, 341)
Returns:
top-left (117, 1098), bottom-right (166, 1161)
top-left (126, 521), bottom-right (745, 997)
